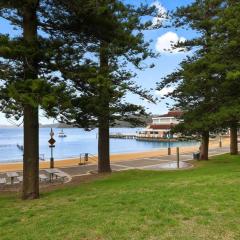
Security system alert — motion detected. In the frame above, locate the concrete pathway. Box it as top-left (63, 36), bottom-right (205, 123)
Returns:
top-left (61, 146), bottom-right (230, 177)
top-left (0, 146), bottom-right (232, 190)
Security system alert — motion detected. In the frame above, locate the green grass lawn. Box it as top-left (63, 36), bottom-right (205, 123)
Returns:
top-left (1, 155), bottom-right (240, 240)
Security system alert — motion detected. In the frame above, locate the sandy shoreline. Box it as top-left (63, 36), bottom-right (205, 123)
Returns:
top-left (0, 138), bottom-right (229, 172)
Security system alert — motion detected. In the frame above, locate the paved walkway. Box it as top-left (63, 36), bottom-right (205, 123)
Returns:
top-left (60, 146), bottom-right (230, 177)
top-left (0, 146), bottom-right (232, 189)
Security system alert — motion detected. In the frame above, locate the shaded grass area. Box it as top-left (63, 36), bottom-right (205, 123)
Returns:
top-left (1, 154), bottom-right (240, 240)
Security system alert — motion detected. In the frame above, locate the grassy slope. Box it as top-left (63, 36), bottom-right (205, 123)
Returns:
top-left (1, 154), bottom-right (240, 240)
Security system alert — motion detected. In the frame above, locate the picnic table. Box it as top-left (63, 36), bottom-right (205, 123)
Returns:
top-left (39, 174), bottom-right (48, 182)
top-left (0, 178), bottom-right (6, 184)
top-left (45, 168), bottom-right (60, 182)
top-left (6, 172), bottom-right (19, 184)
top-left (54, 172), bottom-right (68, 182)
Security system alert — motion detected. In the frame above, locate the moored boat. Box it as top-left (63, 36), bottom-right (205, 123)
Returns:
top-left (58, 129), bottom-right (67, 138)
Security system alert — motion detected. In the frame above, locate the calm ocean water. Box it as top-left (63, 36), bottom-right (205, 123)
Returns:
top-left (0, 127), bottom-right (198, 163)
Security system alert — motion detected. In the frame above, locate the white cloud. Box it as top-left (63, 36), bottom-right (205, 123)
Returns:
top-left (151, 1), bottom-right (167, 27)
top-left (155, 86), bottom-right (174, 97)
top-left (155, 31), bottom-right (186, 54)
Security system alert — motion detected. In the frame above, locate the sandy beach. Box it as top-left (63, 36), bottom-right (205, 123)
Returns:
top-left (0, 137), bottom-right (229, 172)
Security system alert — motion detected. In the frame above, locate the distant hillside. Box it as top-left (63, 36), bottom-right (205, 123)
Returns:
top-left (40, 123), bottom-right (73, 128)
top-left (40, 115), bottom-right (153, 128)
top-left (114, 115), bottom-right (152, 128)
top-left (0, 125), bottom-right (17, 128)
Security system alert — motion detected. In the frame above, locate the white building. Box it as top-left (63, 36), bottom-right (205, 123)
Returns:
top-left (138, 110), bottom-right (182, 139)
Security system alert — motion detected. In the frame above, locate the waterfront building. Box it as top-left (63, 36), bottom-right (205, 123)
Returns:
top-left (138, 110), bottom-right (182, 139)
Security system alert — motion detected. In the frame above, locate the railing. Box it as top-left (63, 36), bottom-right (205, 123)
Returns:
top-left (79, 153), bottom-right (98, 165)
top-left (17, 144), bottom-right (45, 161)
top-left (110, 133), bottom-right (136, 139)
top-left (16, 144), bottom-right (23, 151)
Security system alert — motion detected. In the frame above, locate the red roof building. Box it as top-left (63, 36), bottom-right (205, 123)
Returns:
top-left (158, 110), bottom-right (183, 118)
top-left (138, 110), bottom-right (182, 138)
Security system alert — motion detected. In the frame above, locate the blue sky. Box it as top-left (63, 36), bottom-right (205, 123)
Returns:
top-left (0, 0), bottom-right (194, 125)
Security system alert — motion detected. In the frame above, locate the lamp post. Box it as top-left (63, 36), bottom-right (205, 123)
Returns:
top-left (168, 123), bottom-right (173, 155)
top-left (48, 128), bottom-right (56, 168)
top-left (168, 132), bottom-right (171, 155)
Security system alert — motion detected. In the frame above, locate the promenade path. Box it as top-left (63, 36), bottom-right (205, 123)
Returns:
top-left (61, 146), bottom-right (230, 177)
top-left (0, 146), bottom-right (232, 190)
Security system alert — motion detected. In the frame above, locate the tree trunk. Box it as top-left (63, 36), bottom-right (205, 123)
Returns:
top-left (98, 117), bottom-right (111, 173)
top-left (97, 41), bottom-right (111, 173)
top-left (22, 105), bottom-right (39, 199)
top-left (22, 0), bottom-right (40, 200)
top-left (230, 125), bottom-right (238, 155)
top-left (200, 131), bottom-right (209, 160)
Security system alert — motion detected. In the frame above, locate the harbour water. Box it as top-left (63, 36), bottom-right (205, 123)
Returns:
top-left (0, 127), bottom-right (198, 163)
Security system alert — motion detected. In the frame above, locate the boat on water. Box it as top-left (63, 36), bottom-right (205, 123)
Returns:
top-left (58, 129), bottom-right (67, 138)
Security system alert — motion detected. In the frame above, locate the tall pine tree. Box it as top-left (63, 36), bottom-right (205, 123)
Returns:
top-left (208, 0), bottom-right (240, 154)
top-left (0, 0), bottom-right (72, 199)
top-left (158, 0), bottom-right (224, 160)
top-left (44, 0), bottom-right (160, 172)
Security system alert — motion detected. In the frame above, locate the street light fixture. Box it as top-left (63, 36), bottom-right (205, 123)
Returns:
top-left (168, 123), bottom-right (174, 155)
top-left (48, 128), bottom-right (56, 168)
top-left (168, 132), bottom-right (171, 155)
